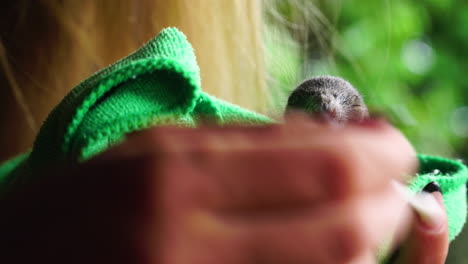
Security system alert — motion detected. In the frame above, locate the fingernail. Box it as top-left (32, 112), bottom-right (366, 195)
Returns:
top-left (411, 192), bottom-right (445, 231)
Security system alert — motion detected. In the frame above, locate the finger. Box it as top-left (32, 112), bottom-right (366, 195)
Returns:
top-left (153, 139), bottom-right (411, 212)
top-left (100, 119), bottom-right (417, 204)
top-left (323, 120), bottom-right (418, 196)
top-left (347, 118), bottom-right (418, 180)
top-left (394, 192), bottom-right (448, 264)
top-left (348, 251), bottom-right (376, 264)
top-left (99, 125), bottom-right (285, 160)
top-left (222, 183), bottom-right (410, 264)
top-left (289, 118), bottom-right (417, 198)
top-left (154, 145), bottom-right (346, 211)
top-left (282, 119), bottom-right (418, 198)
top-left (100, 125), bottom-right (348, 210)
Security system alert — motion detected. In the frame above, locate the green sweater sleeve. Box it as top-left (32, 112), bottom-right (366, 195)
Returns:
top-left (0, 28), bottom-right (466, 248)
top-left (28, 27), bottom-right (274, 168)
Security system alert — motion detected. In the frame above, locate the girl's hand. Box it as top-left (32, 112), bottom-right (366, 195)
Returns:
top-left (0, 119), bottom-right (448, 264)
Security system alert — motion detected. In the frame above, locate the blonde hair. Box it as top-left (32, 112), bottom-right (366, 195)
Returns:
top-left (0, 0), bottom-right (268, 160)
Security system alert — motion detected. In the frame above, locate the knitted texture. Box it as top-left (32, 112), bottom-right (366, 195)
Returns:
top-left (27, 27), bottom-right (272, 167)
top-left (0, 28), bottom-right (466, 252)
top-left (411, 155), bottom-right (468, 241)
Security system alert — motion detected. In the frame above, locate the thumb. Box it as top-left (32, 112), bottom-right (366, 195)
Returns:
top-left (393, 182), bottom-right (449, 264)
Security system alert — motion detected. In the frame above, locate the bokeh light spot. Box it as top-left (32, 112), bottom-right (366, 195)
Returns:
top-left (450, 106), bottom-right (468, 138)
top-left (401, 39), bottom-right (434, 75)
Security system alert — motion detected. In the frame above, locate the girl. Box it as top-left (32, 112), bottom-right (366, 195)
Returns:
top-left (0, 1), bottom-right (450, 263)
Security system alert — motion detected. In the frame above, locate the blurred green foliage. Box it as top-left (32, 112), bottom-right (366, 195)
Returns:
top-left (265, 1), bottom-right (468, 262)
top-left (265, 0), bottom-right (468, 159)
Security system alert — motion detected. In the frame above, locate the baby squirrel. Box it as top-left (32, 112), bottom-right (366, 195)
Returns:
top-left (285, 76), bottom-right (369, 123)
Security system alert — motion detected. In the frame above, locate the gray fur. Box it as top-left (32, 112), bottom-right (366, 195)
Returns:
top-left (285, 76), bottom-right (368, 123)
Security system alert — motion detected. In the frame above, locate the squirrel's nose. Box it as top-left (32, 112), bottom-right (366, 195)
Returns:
top-left (320, 106), bottom-right (338, 120)
top-left (321, 104), bottom-right (337, 116)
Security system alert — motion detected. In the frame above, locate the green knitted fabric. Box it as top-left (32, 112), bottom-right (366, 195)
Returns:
top-left (28, 27), bottom-right (272, 169)
top-left (411, 155), bottom-right (467, 241)
top-left (0, 28), bottom-right (466, 254)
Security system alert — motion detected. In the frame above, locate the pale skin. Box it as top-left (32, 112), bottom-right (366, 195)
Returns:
top-left (0, 119), bottom-right (448, 264)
